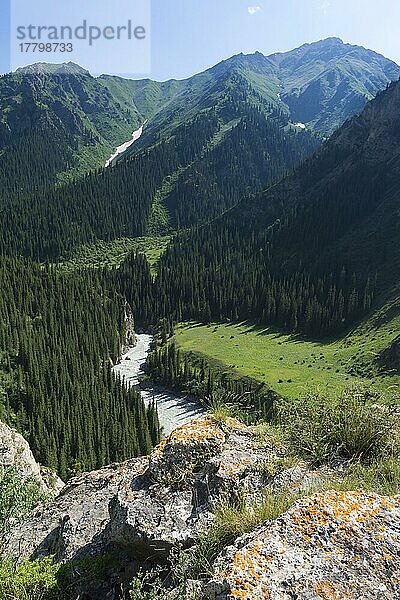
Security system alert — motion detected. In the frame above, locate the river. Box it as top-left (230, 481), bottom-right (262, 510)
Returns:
top-left (112, 333), bottom-right (205, 437)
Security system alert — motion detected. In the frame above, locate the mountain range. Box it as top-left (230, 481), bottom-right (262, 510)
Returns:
top-left (0, 38), bottom-right (399, 258)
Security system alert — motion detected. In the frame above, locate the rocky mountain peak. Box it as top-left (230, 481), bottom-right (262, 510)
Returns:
top-left (16, 62), bottom-right (91, 77)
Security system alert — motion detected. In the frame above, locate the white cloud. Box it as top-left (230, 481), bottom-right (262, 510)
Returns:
top-left (248, 6), bottom-right (261, 16)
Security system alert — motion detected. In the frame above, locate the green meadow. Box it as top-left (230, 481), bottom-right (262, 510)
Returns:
top-left (174, 295), bottom-right (400, 400)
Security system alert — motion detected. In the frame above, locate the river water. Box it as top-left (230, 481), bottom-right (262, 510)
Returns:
top-left (112, 334), bottom-right (205, 437)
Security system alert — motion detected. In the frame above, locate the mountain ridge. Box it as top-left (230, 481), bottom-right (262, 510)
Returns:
top-left (0, 37), bottom-right (399, 258)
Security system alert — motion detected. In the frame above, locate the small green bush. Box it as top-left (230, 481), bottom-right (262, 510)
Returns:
top-left (0, 467), bottom-right (45, 533)
top-left (194, 489), bottom-right (298, 576)
top-left (277, 386), bottom-right (399, 464)
top-left (129, 571), bottom-right (166, 600)
top-left (0, 558), bottom-right (60, 600)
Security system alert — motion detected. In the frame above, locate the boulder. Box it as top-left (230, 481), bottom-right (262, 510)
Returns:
top-left (204, 490), bottom-right (400, 599)
top-left (1, 457), bottom-right (147, 563)
top-left (108, 416), bottom-right (294, 558)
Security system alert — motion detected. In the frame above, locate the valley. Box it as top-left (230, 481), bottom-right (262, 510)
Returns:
top-left (113, 333), bottom-right (205, 436)
top-left (1, 30), bottom-right (400, 600)
top-left (173, 311), bottom-right (400, 400)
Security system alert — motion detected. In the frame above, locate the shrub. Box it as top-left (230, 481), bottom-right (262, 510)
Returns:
top-left (277, 386), bottom-right (399, 464)
top-left (0, 558), bottom-right (60, 600)
top-left (0, 467), bottom-right (45, 533)
top-left (194, 489), bottom-right (298, 576)
top-left (129, 571), bottom-right (166, 600)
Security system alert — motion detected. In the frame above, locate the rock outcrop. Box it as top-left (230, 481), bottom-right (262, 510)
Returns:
top-left (204, 490), bottom-right (400, 599)
top-left (0, 421), bottom-right (63, 494)
top-left (2, 416), bottom-right (292, 563)
top-left (122, 301), bottom-right (136, 353)
top-left (1, 457), bottom-right (146, 563)
top-left (109, 416), bottom-right (285, 558)
top-left (3, 416), bottom-right (400, 600)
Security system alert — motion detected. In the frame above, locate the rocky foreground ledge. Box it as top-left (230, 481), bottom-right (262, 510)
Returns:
top-left (1, 416), bottom-right (400, 599)
top-left (205, 490), bottom-right (400, 599)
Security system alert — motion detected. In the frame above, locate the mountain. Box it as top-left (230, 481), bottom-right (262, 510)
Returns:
top-left (268, 37), bottom-right (400, 134)
top-left (111, 38), bottom-right (400, 140)
top-left (16, 61), bottom-right (90, 76)
top-left (0, 64), bottom-right (142, 197)
top-left (0, 39), bottom-right (399, 259)
top-left (154, 77), bottom-right (400, 338)
top-left (108, 38), bottom-right (400, 230)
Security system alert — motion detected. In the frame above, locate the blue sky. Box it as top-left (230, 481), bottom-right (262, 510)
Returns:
top-left (1, 0), bottom-right (400, 79)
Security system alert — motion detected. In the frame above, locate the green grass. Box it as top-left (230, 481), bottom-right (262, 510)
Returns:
top-left (174, 299), bottom-right (400, 399)
top-left (59, 235), bottom-right (172, 275)
top-left (194, 489), bottom-right (298, 576)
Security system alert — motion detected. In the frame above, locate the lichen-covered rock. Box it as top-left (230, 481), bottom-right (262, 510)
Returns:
top-left (108, 416), bottom-right (288, 558)
top-left (1, 457), bottom-right (147, 563)
top-left (0, 421), bottom-right (63, 494)
top-left (204, 490), bottom-right (400, 599)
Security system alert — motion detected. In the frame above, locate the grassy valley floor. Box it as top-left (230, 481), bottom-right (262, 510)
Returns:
top-left (174, 302), bottom-right (400, 400)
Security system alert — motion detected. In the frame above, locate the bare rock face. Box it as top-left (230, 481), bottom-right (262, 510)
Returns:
top-left (4, 415), bottom-right (288, 564)
top-left (108, 416), bottom-right (284, 558)
top-left (2, 457), bottom-right (147, 563)
top-left (204, 490), bottom-right (400, 599)
top-left (0, 421), bottom-right (63, 494)
top-left (122, 300), bottom-right (136, 353)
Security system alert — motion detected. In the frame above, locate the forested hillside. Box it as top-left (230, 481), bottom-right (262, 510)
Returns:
top-left (153, 78), bottom-right (400, 338)
top-left (0, 255), bottom-right (159, 479)
top-left (0, 64), bottom-right (143, 193)
top-left (0, 97), bottom-right (318, 259)
top-left (1, 39), bottom-right (398, 260)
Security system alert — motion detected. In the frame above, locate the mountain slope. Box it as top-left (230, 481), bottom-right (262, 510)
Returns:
top-left (154, 78), bottom-right (400, 338)
top-left (269, 37), bottom-right (400, 134)
top-left (112, 38), bottom-right (400, 229)
top-left (0, 63), bottom-right (142, 197)
top-left (1, 39), bottom-right (399, 259)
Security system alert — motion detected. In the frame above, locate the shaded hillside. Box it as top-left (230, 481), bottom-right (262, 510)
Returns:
top-left (154, 79), bottom-right (400, 337)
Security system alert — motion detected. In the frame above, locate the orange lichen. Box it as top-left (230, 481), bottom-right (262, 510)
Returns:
top-left (289, 491), bottom-right (399, 542)
top-left (314, 580), bottom-right (351, 599)
top-left (151, 416), bottom-right (226, 459)
top-left (218, 541), bottom-right (274, 599)
top-left (214, 492), bottom-right (400, 599)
